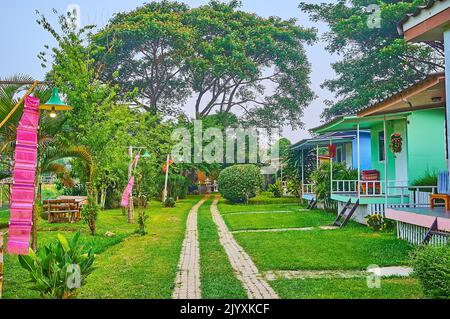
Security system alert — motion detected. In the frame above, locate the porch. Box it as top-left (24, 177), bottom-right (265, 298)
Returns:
top-left (386, 206), bottom-right (450, 245)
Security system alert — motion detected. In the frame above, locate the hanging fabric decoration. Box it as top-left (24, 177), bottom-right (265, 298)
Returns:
top-left (120, 154), bottom-right (140, 207)
top-left (7, 96), bottom-right (40, 255)
top-left (327, 144), bottom-right (336, 158)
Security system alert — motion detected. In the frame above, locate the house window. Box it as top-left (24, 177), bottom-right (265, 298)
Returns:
top-left (378, 131), bottom-right (385, 162)
top-left (336, 146), bottom-right (343, 162)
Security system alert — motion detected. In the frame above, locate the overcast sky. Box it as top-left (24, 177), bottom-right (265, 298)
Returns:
top-left (0, 0), bottom-right (338, 144)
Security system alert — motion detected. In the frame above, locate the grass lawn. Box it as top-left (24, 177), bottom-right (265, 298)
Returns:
top-left (2, 196), bottom-right (203, 299)
top-left (223, 210), bottom-right (335, 231)
top-left (271, 277), bottom-right (424, 299)
top-left (77, 195), bottom-right (203, 299)
top-left (198, 197), bottom-right (247, 299)
top-left (234, 224), bottom-right (413, 271)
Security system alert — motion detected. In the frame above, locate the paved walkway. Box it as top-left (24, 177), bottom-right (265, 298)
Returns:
top-left (172, 196), bottom-right (208, 299)
top-left (211, 196), bottom-right (279, 299)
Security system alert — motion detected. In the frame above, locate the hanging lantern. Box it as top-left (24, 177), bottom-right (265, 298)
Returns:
top-left (39, 87), bottom-right (73, 118)
top-left (328, 144), bottom-right (336, 158)
top-left (390, 133), bottom-right (402, 153)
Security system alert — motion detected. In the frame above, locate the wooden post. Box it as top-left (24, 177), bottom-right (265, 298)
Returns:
top-left (0, 181), bottom-right (3, 208)
top-left (0, 231), bottom-right (3, 299)
top-left (163, 154), bottom-right (170, 202)
top-left (383, 117), bottom-right (388, 208)
top-left (128, 146), bottom-right (134, 224)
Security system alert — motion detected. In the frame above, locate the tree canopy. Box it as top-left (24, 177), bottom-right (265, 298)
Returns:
top-left (95, 0), bottom-right (316, 129)
top-left (299, 0), bottom-right (444, 120)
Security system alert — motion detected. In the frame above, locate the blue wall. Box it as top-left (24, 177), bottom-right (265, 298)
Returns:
top-left (352, 131), bottom-right (371, 170)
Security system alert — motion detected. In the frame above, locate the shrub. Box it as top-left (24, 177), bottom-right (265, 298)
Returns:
top-left (81, 196), bottom-right (99, 235)
top-left (286, 178), bottom-right (301, 198)
top-left (413, 245), bottom-right (450, 299)
top-left (218, 164), bottom-right (263, 203)
top-left (164, 197), bottom-right (176, 207)
top-left (18, 232), bottom-right (95, 299)
top-left (310, 162), bottom-right (357, 210)
top-left (156, 174), bottom-right (189, 200)
top-left (365, 214), bottom-right (395, 232)
top-left (268, 179), bottom-right (283, 198)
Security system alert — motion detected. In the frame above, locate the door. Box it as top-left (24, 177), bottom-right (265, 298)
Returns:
top-left (394, 121), bottom-right (408, 189)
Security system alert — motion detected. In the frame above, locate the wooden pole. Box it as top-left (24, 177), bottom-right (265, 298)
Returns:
top-left (0, 181), bottom-right (3, 208)
top-left (0, 231), bottom-right (3, 299)
top-left (128, 146), bottom-right (134, 224)
top-left (163, 154), bottom-right (170, 202)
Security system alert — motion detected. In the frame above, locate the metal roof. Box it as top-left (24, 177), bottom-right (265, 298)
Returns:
top-left (397, 0), bottom-right (446, 35)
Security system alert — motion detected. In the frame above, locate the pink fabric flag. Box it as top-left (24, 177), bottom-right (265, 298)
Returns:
top-left (7, 96), bottom-right (40, 255)
top-left (120, 154), bottom-right (140, 207)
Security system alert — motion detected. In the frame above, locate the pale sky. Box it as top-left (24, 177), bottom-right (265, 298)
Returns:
top-left (0, 0), bottom-right (338, 143)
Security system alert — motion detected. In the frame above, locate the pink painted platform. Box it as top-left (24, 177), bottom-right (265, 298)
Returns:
top-left (386, 207), bottom-right (450, 232)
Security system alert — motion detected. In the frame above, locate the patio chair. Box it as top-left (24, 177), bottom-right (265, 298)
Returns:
top-left (429, 171), bottom-right (450, 210)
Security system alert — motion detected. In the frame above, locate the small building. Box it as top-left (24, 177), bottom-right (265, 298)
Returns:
top-left (312, 73), bottom-right (447, 228)
top-left (290, 131), bottom-right (371, 202)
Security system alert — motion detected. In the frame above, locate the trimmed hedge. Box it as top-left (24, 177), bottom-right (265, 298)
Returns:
top-left (413, 245), bottom-right (450, 299)
top-left (218, 164), bottom-right (263, 204)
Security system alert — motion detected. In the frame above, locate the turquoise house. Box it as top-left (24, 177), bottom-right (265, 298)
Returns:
top-left (312, 73), bottom-right (447, 224)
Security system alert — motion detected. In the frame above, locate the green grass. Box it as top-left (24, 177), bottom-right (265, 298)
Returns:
top-left (233, 224), bottom-right (413, 271)
top-left (219, 192), bottom-right (301, 209)
top-left (223, 210), bottom-right (335, 231)
top-left (76, 196), bottom-right (203, 299)
top-left (2, 196), bottom-right (203, 299)
top-left (271, 277), bottom-right (424, 299)
top-left (198, 198), bottom-right (247, 299)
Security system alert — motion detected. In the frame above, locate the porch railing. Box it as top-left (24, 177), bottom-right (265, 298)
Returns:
top-left (302, 183), bottom-right (315, 194)
top-left (332, 180), bottom-right (412, 197)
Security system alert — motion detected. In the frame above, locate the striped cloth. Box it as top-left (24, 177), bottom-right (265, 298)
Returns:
top-left (6, 96), bottom-right (39, 255)
top-left (438, 171), bottom-right (450, 195)
top-left (120, 154), bottom-right (140, 207)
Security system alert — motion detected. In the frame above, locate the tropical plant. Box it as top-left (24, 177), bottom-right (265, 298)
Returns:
top-left (81, 195), bottom-right (99, 235)
top-left (18, 232), bottom-right (95, 299)
top-left (156, 174), bottom-right (189, 200)
top-left (413, 245), bottom-right (450, 299)
top-left (164, 197), bottom-right (176, 208)
top-left (310, 162), bottom-right (357, 210)
top-left (412, 170), bottom-right (438, 192)
top-left (218, 164), bottom-right (263, 203)
top-left (268, 179), bottom-right (283, 198)
top-left (365, 214), bottom-right (395, 232)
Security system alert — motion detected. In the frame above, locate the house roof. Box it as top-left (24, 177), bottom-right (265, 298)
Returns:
top-left (397, 0), bottom-right (450, 41)
top-left (356, 72), bottom-right (445, 116)
top-left (290, 131), bottom-right (367, 151)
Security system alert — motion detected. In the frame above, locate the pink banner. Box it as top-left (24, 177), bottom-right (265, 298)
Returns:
top-left (120, 154), bottom-right (140, 207)
top-left (7, 96), bottom-right (40, 255)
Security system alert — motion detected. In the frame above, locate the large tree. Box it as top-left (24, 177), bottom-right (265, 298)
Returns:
top-left (94, 1), bottom-right (193, 116)
top-left (95, 0), bottom-right (316, 129)
top-left (300, 0), bottom-right (444, 120)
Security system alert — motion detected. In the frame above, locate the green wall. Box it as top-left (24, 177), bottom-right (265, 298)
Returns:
top-left (406, 108), bottom-right (446, 183)
top-left (368, 108), bottom-right (446, 184)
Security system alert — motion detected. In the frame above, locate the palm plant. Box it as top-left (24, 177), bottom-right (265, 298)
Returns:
top-left (0, 74), bottom-right (94, 250)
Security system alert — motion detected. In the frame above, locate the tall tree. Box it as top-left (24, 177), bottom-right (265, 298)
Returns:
top-left (300, 0), bottom-right (444, 120)
top-left (187, 0), bottom-right (316, 129)
top-left (93, 1), bottom-right (193, 115)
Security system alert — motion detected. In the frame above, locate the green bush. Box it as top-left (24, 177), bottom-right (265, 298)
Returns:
top-left (365, 214), bottom-right (395, 232)
top-left (18, 232), bottom-right (95, 299)
top-left (81, 196), bottom-right (99, 235)
top-left (310, 162), bottom-right (357, 210)
top-left (218, 164), bottom-right (263, 203)
top-left (411, 170), bottom-right (438, 192)
top-left (156, 174), bottom-right (189, 200)
top-left (164, 197), bottom-right (176, 207)
top-left (268, 179), bottom-right (283, 198)
top-left (413, 245), bottom-right (450, 299)
top-left (286, 178), bottom-right (301, 198)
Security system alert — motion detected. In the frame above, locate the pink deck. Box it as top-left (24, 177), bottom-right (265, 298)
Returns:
top-left (386, 208), bottom-right (450, 232)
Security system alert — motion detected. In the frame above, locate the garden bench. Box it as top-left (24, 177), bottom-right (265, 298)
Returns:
top-left (44, 199), bottom-right (81, 223)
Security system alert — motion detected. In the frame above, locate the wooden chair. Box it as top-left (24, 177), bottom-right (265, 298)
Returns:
top-left (44, 199), bottom-right (81, 223)
top-left (430, 172), bottom-right (450, 210)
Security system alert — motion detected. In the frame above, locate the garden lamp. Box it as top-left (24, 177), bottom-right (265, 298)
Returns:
top-left (142, 150), bottom-right (151, 159)
top-left (39, 87), bottom-right (73, 118)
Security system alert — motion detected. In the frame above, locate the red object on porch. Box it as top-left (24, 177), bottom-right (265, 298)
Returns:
top-left (361, 170), bottom-right (381, 195)
top-left (327, 144), bottom-right (336, 158)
